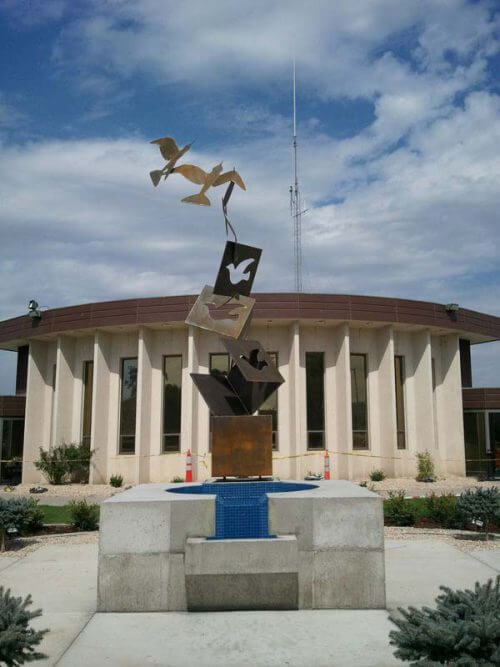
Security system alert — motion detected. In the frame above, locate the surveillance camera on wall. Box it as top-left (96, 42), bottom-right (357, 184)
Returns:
top-left (28, 299), bottom-right (41, 319)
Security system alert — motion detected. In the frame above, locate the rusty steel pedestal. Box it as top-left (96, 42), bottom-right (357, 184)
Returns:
top-left (211, 415), bottom-right (272, 478)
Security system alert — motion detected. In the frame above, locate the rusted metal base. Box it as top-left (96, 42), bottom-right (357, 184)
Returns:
top-left (212, 415), bottom-right (272, 478)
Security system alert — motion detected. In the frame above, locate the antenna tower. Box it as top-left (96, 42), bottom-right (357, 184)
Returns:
top-left (290, 59), bottom-right (303, 292)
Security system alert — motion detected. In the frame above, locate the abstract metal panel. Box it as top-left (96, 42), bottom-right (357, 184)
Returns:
top-left (213, 241), bottom-right (262, 298)
top-left (211, 415), bottom-right (272, 477)
top-left (190, 373), bottom-right (247, 416)
top-left (185, 285), bottom-right (255, 339)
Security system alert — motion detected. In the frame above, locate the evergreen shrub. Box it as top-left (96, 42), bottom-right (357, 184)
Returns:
top-left (0, 498), bottom-right (43, 551)
top-left (384, 491), bottom-right (415, 526)
top-left (369, 469), bottom-right (386, 482)
top-left (389, 576), bottom-right (500, 665)
top-left (457, 487), bottom-right (500, 538)
top-left (68, 500), bottom-right (99, 531)
top-left (0, 587), bottom-right (48, 665)
top-left (424, 493), bottom-right (465, 529)
top-left (416, 450), bottom-right (436, 482)
top-left (109, 474), bottom-right (123, 488)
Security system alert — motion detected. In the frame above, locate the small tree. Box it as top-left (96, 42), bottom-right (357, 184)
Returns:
top-left (416, 450), bottom-right (436, 482)
top-left (389, 576), bottom-right (500, 665)
top-left (0, 587), bottom-right (48, 665)
top-left (457, 487), bottom-right (500, 539)
top-left (34, 443), bottom-right (93, 485)
top-left (69, 500), bottom-right (99, 531)
top-left (34, 447), bottom-right (67, 485)
top-left (0, 499), bottom-right (43, 552)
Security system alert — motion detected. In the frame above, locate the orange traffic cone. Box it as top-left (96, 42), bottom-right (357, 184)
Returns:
top-left (324, 450), bottom-right (331, 480)
top-left (185, 449), bottom-right (193, 483)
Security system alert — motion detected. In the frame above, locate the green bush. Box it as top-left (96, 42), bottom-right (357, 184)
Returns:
top-left (369, 469), bottom-right (386, 482)
top-left (389, 576), bottom-right (500, 665)
top-left (109, 474), bottom-right (123, 488)
top-left (457, 487), bottom-right (500, 538)
top-left (384, 491), bottom-right (415, 526)
top-left (416, 450), bottom-right (436, 482)
top-left (34, 443), bottom-right (93, 485)
top-left (68, 500), bottom-right (99, 531)
top-left (424, 493), bottom-right (466, 529)
top-left (63, 443), bottom-right (92, 483)
top-left (171, 476), bottom-right (184, 483)
top-left (0, 587), bottom-right (48, 665)
top-left (0, 498), bottom-right (43, 551)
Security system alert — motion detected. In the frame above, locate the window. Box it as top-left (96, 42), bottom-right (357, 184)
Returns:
top-left (351, 354), bottom-right (368, 449)
top-left (163, 356), bottom-right (182, 452)
top-left (258, 352), bottom-right (279, 450)
top-left (119, 358), bottom-right (137, 454)
top-left (209, 353), bottom-right (229, 377)
top-left (81, 361), bottom-right (93, 447)
top-left (0, 418), bottom-right (24, 484)
top-left (306, 352), bottom-right (325, 450)
top-left (394, 356), bottom-right (406, 450)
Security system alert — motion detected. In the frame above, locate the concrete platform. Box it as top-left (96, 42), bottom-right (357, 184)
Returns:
top-left (98, 480), bottom-right (385, 611)
top-left (0, 538), bottom-right (498, 666)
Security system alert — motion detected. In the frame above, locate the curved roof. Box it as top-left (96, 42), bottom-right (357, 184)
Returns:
top-left (1, 293), bottom-right (499, 349)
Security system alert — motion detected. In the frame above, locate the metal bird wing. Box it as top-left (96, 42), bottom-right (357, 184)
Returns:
top-left (213, 169), bottom-right (246, 191)
top-left (150, 137), bottom-right (180, 161)
top-left (172, 164), bottom-right (207, 185)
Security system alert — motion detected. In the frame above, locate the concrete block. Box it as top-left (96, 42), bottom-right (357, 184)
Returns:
top-left (298, 550), bottom-right (313, 609)
top-left (98, 553), bottom-right (170, 612)
top-left (185, 573), bottom-right (298, 611)
top-left (313, 550), bottom-right (386, 609)
top-left (167, 553), bottom-right (187, 611)
top-left (268, 497), bottom-right (314, 551)
top-left (169, 497), bottom-right (215, 552)
top-left (312, 497), bottom-right (384, 550)
top-left (185, 535), bottom-right (298, 574)
top-left (99, 501), bottom-right (171, 555)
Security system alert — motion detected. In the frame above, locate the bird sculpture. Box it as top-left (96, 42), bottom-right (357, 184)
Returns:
top-left (172, 162), bottom-right (246, 206)
top-left (226, 257), bottom-right (255, 285)
top-left (149, 136), bottom-right (192, 186)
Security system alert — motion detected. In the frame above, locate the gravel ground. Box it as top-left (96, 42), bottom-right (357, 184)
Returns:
top-left (0, 532), bottom-right (98, 558)
top-left (384, 526), bottom-right (500, 553)
top-left (1, 483), bottom-right (128, 504)
top-left (362, 475), bottom-right (500, 498)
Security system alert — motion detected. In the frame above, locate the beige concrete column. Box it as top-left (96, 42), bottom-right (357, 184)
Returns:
top-left (90, 332), bottom-right (112, 484)
top-left (436, 334), bottom-right (465, 476)
top-left (332, 324), bottom-right (351, 479)
top-left (136, 327), bottom-right (153, 483)
top-left (375, 326), bottom-right (396, 477)
top-left (405, 330), bottom-right (435, 476)
top-left (52, 336), bottom-right (75, 447)
top-left (185, 325), bottom-right (200, 480)
top-left (288, 321), bottom-right (302, 479)
top-left (22, 341), bottom-right (51, 483)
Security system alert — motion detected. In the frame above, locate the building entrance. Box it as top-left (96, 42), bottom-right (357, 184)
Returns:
top-left (0, 417), bottom-right (24, 484)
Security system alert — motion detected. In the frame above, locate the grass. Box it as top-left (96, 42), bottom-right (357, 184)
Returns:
top-left (39, 505), bottom-right (73, 524)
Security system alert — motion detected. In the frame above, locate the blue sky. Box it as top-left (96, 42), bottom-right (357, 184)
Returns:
top-left (0, 0), bottom-right (499, 392)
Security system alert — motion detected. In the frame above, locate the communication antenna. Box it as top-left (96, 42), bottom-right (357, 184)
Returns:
top-left (290, 59), bottom-right (306, 292)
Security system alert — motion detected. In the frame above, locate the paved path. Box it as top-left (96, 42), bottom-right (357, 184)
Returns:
top-left (1, 539), bottom-right (498, 667)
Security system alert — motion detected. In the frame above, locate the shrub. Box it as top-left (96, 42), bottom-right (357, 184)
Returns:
top-left (109, 474), bottom-right (123, 488)
top-left (389, 576), bottom-right (500, 665)
top-left (68, 500), bottom-right (99, 531)
top-left (384, 491), bottom-right (415, 526)
top-left (63, 443), bottom-right (92, 483)
top-left (457, 487), bottom-right (500, 538)
top-left (424, 493), bottom-right (465, 529)
top-left (171, 476), bottom-right (184, 483)
top-left (416, 450), bottom-right (436, 482)
top-left (369, 469), bottom-right (386, 482)
top-left (34, 443), bottom-right (93, 485)
top-left (0, 498), bottom-right (43, 551)
top-left (0, 587), bottom-right (48, 665)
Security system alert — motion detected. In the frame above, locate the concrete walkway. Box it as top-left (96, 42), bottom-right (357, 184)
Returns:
top-left (0, 539), bottom-right (498, 667)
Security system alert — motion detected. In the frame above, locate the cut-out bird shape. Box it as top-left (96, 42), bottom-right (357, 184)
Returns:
top-left (226, 257), bottom-right (255, 285)
top-left (172, 162), bottom-right (246, 206)
top-left (149, 136), bottom-right (192, 187)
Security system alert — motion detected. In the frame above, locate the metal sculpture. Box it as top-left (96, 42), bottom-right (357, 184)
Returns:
top-left (149, 136), bottom-right (192, 186)
top-left (149, 135), bottom-right (282, 477)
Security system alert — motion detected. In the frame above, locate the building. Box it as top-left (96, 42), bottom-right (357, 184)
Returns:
top-left (0, 293), bottom-right (499, 485)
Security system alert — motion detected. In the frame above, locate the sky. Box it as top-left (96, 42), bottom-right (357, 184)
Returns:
top-left (0, 0), bottom-right (499, 393)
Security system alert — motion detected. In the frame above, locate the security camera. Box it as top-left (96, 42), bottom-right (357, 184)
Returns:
top-left (28, 300), bottom-right (41, 319)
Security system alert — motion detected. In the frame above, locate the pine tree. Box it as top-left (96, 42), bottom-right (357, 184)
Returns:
top-left (389, 576), bottom-right (500, 665)
top-left (0, 587), bottom-right (48, 665)
top-left (456, 487), bottom-right (500, 539)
